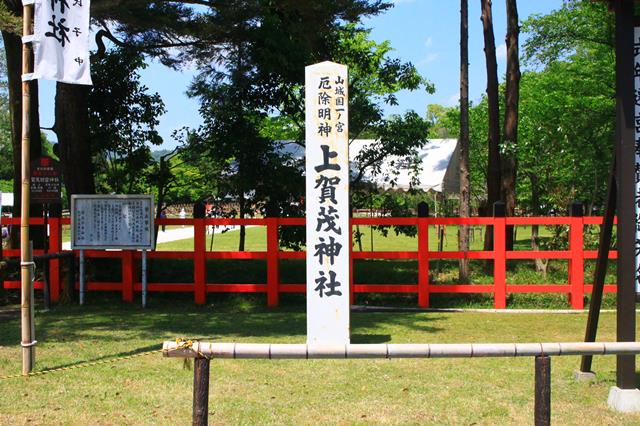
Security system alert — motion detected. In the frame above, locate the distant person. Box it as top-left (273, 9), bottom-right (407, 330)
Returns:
top-left (159, 210), bottom-right (167, 232)
top-left (179, 208), bottom-right (186, 227)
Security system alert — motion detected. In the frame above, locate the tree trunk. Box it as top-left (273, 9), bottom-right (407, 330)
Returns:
top-left (501, 0), bottom-right (521, 251)
top-left (54, 83), bottom-right (95, 202)
top-left (529, 173), bottom-right (547, 276)
top-left (238, 192), bottom-right (246, 252)
top-left (459, 0), bottom-right (471, 282)
top-left (2, 28), bottom-right (43, 249)
top-left (480, 0), bottom-right (501, 251)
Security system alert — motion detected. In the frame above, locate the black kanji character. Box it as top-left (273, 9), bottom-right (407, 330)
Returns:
top-left (314, 236), bottom-right (342, 265)
top-left (316, 205), bottom-right (341, 234)
top-left (318, 76), bottom-right (331, 89)
top-left (314, 270), bottom-right (342, 298)
top-left (318, 108), bottom-right (331, 120)
top-left (45, 15), bottom-right (70, 47)
top-left (51, 0), bottom-right (70, 13)
top-left (318, 122), bottom-right (332, 137)
top-left (314, 145), bottom-right (340, 172)
top-left (318, 92), bottom-right (332, 105)
top-left (314, 175), bottom-right (340, 204)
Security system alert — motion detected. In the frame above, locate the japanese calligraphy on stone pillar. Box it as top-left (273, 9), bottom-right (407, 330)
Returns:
top-left (32, 0), bottom-right (92, 84)
top-left (634, 28), bottom-right (640, 293)
top-left (305, 61), bottom-right (350, 345)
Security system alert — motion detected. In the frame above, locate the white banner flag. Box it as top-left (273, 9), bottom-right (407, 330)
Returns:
top-left (31, 0), bottom-right (92, 85)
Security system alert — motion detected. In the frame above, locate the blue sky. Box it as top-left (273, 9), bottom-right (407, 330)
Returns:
top-left (37, 0), bottom-right (561, 149)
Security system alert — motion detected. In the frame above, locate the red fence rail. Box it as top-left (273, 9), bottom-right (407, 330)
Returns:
top-left (0, 216), bottom-right (617, 309)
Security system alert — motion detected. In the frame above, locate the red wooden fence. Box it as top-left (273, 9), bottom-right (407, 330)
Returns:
top-left (0, 216), bottom-right (617, 309)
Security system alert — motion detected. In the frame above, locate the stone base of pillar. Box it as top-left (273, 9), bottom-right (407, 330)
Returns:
top-left (608, 387), bottom-right (640, 413)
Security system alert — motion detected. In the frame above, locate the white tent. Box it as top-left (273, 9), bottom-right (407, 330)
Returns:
top-left (277, 138), bottom-right (460, 193)
top-left (349, 139), bottom-right (459, 193)
top-left (0, 192), bottom-right (14, 212)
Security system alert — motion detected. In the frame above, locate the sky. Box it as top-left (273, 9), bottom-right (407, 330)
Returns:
top-left (36, 0), bottom-right (563, 150)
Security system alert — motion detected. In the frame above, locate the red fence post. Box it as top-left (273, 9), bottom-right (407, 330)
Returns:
top-left (417, 202), bottom-right (430, 308)
top-left (122, 250), bottom-right (134, 302)
top-left (48, 205), bottom-right (62, 302)
top-left (568, 202), bottom-right (584, 310)
top-left (493, 202), bottom-right (507, 309)
top-left (194, 219), bottom-right (206, 305)
top-left (266, 217), bottom-right (280, 307)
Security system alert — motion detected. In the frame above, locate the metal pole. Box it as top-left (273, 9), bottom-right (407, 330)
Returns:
top-left (614, 0), bottom-right (636, 390)
top-left (43, 204), bottom-right (50, 310)
top-left (79, 249), bottom-right (85, 305)
top-left (534, 355), bottom-right (551, 426)
top-left (193, 357), bottom-right (210, 426)
top-left (20, 1), bottom-right (35, 376)
top-left (141, 249), bottom-right (147, 308)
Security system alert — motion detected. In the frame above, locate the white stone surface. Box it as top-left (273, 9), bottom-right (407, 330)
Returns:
top-left (608, 387), bottom-right (640, 413)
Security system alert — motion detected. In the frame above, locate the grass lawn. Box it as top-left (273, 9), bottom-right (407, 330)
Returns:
top-left (0, 295), bottom-right (638, 424)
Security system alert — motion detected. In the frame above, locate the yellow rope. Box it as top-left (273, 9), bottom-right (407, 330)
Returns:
top-left (0, 338), bottom-right (196, 381)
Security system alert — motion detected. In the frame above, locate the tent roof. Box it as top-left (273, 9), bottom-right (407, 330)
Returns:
top-left (278, 138), bottom-right (460, 193)
top-left (0, 192), bottom-right (13, 208)
top-left (348, 139), bottom-right (459, 192)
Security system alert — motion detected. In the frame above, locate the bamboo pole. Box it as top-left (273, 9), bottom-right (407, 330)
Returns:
top-left (162, 341), bottom-right (640, 360)
top-left (20, 2), bottom-right (35, 376)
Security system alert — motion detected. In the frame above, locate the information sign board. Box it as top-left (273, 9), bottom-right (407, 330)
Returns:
top-left (71, 195), bottom-right (154, 250)
top-left (30, 156), bottom-right (62, 204)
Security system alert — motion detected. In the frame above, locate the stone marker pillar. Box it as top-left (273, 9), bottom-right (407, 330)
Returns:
top-left (305, 61), bottom-right (350, 345)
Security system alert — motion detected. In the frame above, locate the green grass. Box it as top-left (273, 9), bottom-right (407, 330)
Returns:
top-left (0, 295), bottom-right (638, 424)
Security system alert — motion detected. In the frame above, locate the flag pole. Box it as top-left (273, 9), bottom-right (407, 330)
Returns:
top-left (20, 1), bottom-right (35, 375)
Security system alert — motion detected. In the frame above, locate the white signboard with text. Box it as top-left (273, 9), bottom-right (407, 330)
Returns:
top-left (305, 61), bottom-right (350, 345)
top-left (32, 0), bottom-right (92, 85)
top-left (71, 195), bottom-right (154, 250)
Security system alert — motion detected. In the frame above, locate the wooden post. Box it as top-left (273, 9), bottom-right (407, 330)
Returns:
top-left (568, 202), bottom-right (584, 310)
top-left (493, 201), bottom-right (507, 309)
top-left (193, 357), bottom-right (210, 426)
top-left (614, 0), bottom-right (636, 390)
top-left (20, 2), bottom-right (35, 375)
top-left (534, 355), bottom-right (551, 426)
top-left (266, 217), bottom-right (279, 307)
top-left (581, 160), bottom-right (616, 373)
top-left (417, 202), bottom-right (430, 308)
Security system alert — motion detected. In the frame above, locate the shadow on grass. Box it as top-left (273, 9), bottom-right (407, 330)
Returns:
top-left (0, 292), bottom-right (445, 347)
top-left (36, 343), bottom-right (162, 371)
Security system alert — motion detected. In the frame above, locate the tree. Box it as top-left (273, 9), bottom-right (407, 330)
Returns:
top-left (479, 0), bottom-right (501, 250)
top-left (501, 0), bottom-right (521, 250)
top-left (1, 0), bottom-right (44, 248)
top-left (0, 45), bottom-right (12, 187)
top-left (89, 47), bottom-right (165, 195)
top-left (459, 0), bottom-right (470, 281)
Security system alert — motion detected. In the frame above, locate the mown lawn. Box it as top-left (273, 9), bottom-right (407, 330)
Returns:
top-left (0, 295), bottom-right (638, 425)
